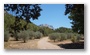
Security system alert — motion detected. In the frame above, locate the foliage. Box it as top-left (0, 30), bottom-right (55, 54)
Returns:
top-left (4, 12), bottom-right (15, 31)
top-left (4, 4), bottom-right (42, 22)
top-left (49, 33), bottom-right (67, 42)
top-left (34, 31), bottom-right (42, 39)
top-left (18, 30), bottom-right (29, 43)
top-left (65, 4), bottom-right (84, 34)
top-left (4, 12), bottom-right (42, 40)
top-left (66, 33), bottom-right (74, 39)
top-left (4, 4), bottom-right (42, 41)
top-left (49, 32), bottom-right (83, 43)
top-left (71, 36), bottom-right (77, 43)
top-left (71, 33), bottom-right (81, 43)
top-left (55, 27), bottom-right (73, 33)
top-left (13, 31), bottom-right (19, 41)
top-left (60, 33), bottom-right (67, 41)
top-left (4, 31), bottom-right (10, 42)
top-left (39, 26), bottom-right (54, 36)
top-left (49, 33), bottom-right (58, 42)
top-left (27, 23), bottom-right (39, 32)
top-left (27, 30), bottom-right (35, 39)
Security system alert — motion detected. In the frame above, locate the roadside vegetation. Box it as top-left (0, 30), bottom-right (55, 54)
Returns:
top-left (49, 33), bottom-right (84, 43)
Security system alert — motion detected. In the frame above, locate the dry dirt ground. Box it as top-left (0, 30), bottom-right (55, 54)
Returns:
top-left (37, 37), bottom-right (63, 49)
top-left (4, 37), bottom-right (39, 49)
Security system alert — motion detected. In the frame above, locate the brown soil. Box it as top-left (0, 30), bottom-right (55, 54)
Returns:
top-left (4, 37), bottom-right (39, 49)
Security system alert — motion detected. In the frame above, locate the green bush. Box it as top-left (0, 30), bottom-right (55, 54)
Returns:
top-left (49, 33), bottom-right (67, 42)
top-left (71, 33), bottom-right (81, 43)
top-left (56, 33), bottom-right (61, 41)
top-left (17, 31), bottom-right (22, 39)
top-left (13, 32), bottom-right (19, 41)
top-left (4, 31), bottom-right (10, 42)
top-left (34, 31), bottom-right (42, 39)
top-left (71, 36), bottom-right (77, 43)
top-left (27, 30), bottom-right (35, 39)
top-left (67, 33), bottom-right (74, 39)
top-left (49, 33), bottom-right (58, 42)
top-left (18, 30), bottom-right (29, 43)
top-left (49, 32), bottom-right (82, 43)
top-left (60, 33), bottom-right (67, 41)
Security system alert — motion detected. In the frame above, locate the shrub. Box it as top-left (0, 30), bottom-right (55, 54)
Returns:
top-left (76, 34), bottom-right (81, 41)
top-left (29, 31), bottom-right (34, 39)
top-left (56, 33), bottom-right (61, 41)
top-left (4, 31), bottom-right (10, 42)
top-left (18, 30), bottom-right (29, 43)
top-left (49, 33), bottom-right (58, 42)
top-left (49, 33), bottom-right (68, 42)
top-left (34, 31), bottom-right (42, 39)
top-left (17, 31), bottom-right (22, 39)
top-left (67, 33), bottom-right (74, 39)
top-left (71, 33), bottom-right (81, 43)
top-left (60, 33), bottom-right (67, 41)
top-left (71, 36), bottom-right (77, 43)
top-left (27, 30), bottom-right (35, 39)
top-left (13, 32), bottom-right (19, 41)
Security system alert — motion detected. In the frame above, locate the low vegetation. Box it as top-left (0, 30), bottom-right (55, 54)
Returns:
top-left (4, 31), bottom-right (10, 42)
top-left (18, 30), bottom-right (29, 43)
top-left (49, 33), bottom-right (84, 43)
top-left (49, 33), bottom-right (58, 42)
top-left (16, 30), bottom-right (43, 43)
top-left (34, 31), bottom-right (43, 39)
top-left (27, 30), bottom-right (35, 39)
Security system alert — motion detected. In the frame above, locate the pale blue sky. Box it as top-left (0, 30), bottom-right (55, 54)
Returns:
top-left (31, 4), bottom-right (72, 29)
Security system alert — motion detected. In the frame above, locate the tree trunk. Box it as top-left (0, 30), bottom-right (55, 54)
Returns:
top-left (15, 31), bottom-right (19, 41)
top-left (15, 36), bottom-right (18, 41)
top-left (54, 39), bottom-right (55, 42)
top-left (24, 40), bottom-right (26, 43)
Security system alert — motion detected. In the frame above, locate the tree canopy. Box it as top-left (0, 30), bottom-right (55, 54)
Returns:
top-left (4, 4), bottom-right (42, 23)
top-left (65, 4), bottom-right (84, 34)
top-left (55, 27), bottom-right (73, 33)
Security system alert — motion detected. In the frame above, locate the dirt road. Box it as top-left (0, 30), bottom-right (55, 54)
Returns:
top-left (37, 37), bottom-right (63, 49)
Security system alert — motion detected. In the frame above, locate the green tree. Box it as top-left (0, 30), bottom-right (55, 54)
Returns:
top-left (49, 33), bottom-right (58, 42)
top-left (39, 26), bottom-right (54, 36)
top-left (65, 4), bottom-right (84, 34)
top-left (55, 27), bottom-right (73, 33)
top-left (4, 4), bottom-right (42, 41)
top-left (4, 12), bottom-right (15, 31)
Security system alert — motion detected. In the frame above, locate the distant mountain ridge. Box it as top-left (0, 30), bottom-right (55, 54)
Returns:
top-left (39, 24), bottom-right (54, 29)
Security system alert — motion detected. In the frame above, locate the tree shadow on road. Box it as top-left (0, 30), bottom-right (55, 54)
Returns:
top-left (58, 42), bottom-right (84, 49)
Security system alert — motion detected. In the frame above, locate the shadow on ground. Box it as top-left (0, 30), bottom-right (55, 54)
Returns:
top-left (58, 42), bottom-right (84, 49)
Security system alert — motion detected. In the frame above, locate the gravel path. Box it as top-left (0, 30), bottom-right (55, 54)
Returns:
top-left (37, 37), bottom-right (63, 49)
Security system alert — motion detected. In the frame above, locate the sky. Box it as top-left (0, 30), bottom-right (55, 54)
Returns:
top-left (30, 4), bottom-right (72, 29)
